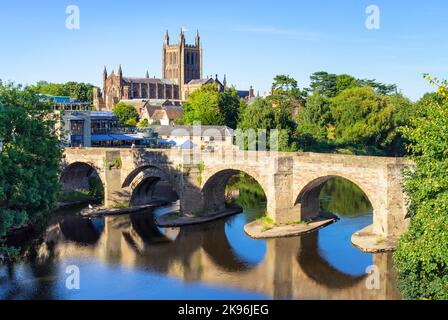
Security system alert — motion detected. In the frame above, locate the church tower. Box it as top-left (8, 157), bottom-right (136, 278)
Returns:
top-left (162, 29), bottom-right (202, 87)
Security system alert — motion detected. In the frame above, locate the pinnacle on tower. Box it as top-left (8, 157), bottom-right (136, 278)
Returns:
top-left (118, 64), bottom-right (122, 77)
top-left (103, 66), bottom-right (108, 80)
top-left (179, 27), bottom-right (186, 44)
top-left (164, 30), bottom-right (170, 45)
top-left (146, 70), bottom-right (149, 78)
top-left (195, 29), bottom-right (200, 46)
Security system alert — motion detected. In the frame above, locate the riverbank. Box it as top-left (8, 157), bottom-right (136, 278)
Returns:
top-left (156, 204), bottom-right (243, 227)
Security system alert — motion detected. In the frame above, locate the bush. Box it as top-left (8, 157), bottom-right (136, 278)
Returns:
top-left (394, 81), bottom-right (448, 299)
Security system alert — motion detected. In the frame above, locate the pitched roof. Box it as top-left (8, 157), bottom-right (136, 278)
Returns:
top-left (148, 125), bottom-right (234, 137)
top-left (187, 79), bottom-right (213, 86)
top-left (151, 107), bottom-right (183, 120)
top-left (122, 77), bottom-right (176, 85)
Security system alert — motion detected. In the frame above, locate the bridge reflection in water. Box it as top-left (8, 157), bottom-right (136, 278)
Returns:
top-left (7, 203), bottom-right (400, 300)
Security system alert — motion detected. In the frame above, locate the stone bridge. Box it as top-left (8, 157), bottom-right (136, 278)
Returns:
top-left (61, 147), bottom-right (409, 239)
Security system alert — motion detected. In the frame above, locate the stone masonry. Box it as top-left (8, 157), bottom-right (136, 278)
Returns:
top-left (62, 148), bottom-right (409, 238)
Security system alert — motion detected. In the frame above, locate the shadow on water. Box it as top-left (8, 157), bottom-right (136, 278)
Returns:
top-left (0, 176), bottom-right (400, 300)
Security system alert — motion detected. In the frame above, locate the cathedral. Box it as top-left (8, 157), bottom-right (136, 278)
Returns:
top-left (93, 29), bottom-right (229, 110)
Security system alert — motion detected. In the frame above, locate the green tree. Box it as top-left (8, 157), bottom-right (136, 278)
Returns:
top-left (358, 79), bottom-right (397, 95)
top-left (125, 118), bottom-right (137, 127)
top-left (335, 74), bottom-right (359, 95)
top-left (218, 87), bottom-right (241, 129)
top-left (0, 83), bottom-right (62, 238)
top-left (309, 71), bottom-right (338, 97)
top-left (297, 91), bottom-right (332, 140)
top-left (329, 86), bottom-right (394, 149)
top-left (113, 102), bottom-right (139, 127)
top-left (387, 93), bottom-right (417, 156)
top-left (181, 84), bottom-right (226, 126)
top-left (394, 85), bottom-right (448, 299)
top-left (31, 81), bottom-right (95, 103)
top-left (137, 119), bottom-right (149, 128)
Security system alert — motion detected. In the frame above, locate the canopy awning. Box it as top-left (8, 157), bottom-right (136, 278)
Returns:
top-left (91, 134), bottom-right (145, 142)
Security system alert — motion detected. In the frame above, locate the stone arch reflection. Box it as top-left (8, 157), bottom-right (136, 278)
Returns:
top-left (296, 232), bottom-right (366, 288)
top-left (58, 216), bottom-right (104, 245)
top-left (201, 219), bottom-right (263, 272)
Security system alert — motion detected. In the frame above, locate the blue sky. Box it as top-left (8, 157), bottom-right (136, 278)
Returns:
top-left (1, 0), bottom-right (447, 101)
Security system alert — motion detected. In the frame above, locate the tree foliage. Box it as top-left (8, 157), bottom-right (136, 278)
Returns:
top-left (181, 84), bottom-right (241, 128)
top-left (30, 81), bottom-right (95, 103)
top-left (0, 83), bottom-right (62, 237)
top-left (113, 102), bottom-right (139, 127)
top-left (308, 71), bottom-right (397, 97)
top-left (394, 78), bottom-right (448, 300)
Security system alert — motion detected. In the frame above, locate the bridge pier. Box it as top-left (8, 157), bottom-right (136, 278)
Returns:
top-left (178, 165), bottom-right (205, 214)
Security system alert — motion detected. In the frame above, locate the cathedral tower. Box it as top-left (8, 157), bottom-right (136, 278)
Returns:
top-left (162, 29), bottom-right (202, 87)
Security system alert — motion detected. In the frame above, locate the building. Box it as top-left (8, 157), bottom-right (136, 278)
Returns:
top-left (93, 29), bottom-right (251, 110)
top-left (39, 94), bottom-right (91, 111)
top-left (59, 110), bottom-right (154, 147)
top-left (149, 107), bottom-right (183, 126)
top-left (149, 125), bottom-right (234, 151)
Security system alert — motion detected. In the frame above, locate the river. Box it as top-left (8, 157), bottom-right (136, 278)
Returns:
top-left (0, 178), bottom-right (401, 300)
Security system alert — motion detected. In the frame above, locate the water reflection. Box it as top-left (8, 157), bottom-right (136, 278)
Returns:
top-left (0, 177), bottom-right (401, 300)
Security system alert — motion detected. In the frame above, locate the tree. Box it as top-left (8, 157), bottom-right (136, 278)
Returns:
top-left (308, 71), bottom-right (397, 97)
top-left (125, 118), bottom-right (137, 127)
top-left (31, 81), bottom-right (95, 103)
top-left (137, 119), bottom-right (149, 128)
top-left (358, 79), bottom-right (397, 95)
top-left (218, 87), bottom-right (242, 129)
top-left (387, 93), bottom-right (417, 156)
top-left (113, 102), bottom-right (139, 127)
top-left (329, 86), bottom-right (394, 149)
top-left (394, 79), bottom-right (448, 299)
top-left (0, 83), bottom-right (62, 239)
top-left (271, 74), bottom-right (305, 109)
top-left (181, 84), bottom-right (226, 126)
top-left (309, 71), bottom-right (338, 97)
top-left (297, 91), bottom-right (332, 140)
top-left (335, 74), bottom-right (359, 94)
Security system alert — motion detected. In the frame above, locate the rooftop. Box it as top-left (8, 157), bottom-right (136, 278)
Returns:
top-left (149, 125), bottom-right (234, 137)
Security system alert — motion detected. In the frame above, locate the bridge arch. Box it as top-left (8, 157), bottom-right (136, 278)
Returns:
top-left (296, 232), bottom-right (367, 288)
top-left (60, 161), bottom-right (104, 196)
top-left (201, 167), bottom-right (268, 214)
top-left (294, 174), bottom-right (377, 220)
top-left (122, 165), bottom-right (180, 206)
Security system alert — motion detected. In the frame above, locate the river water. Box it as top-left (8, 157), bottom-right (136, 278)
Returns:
top-left (0, 178), bottom-right (401, 300)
